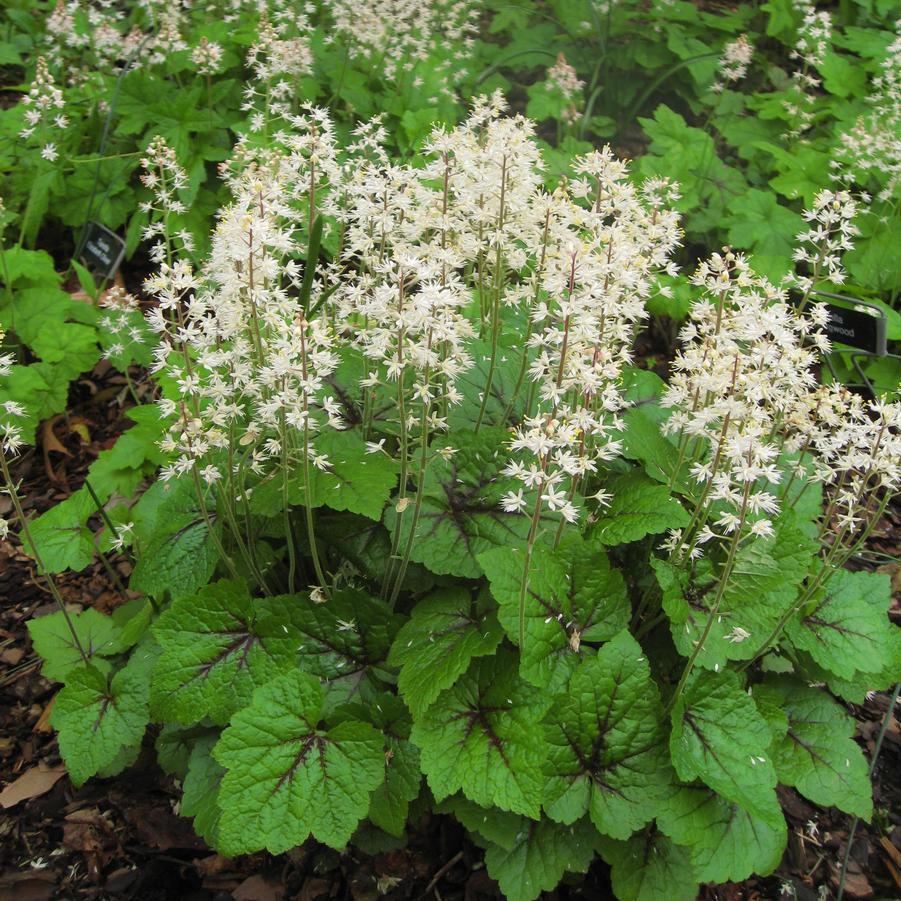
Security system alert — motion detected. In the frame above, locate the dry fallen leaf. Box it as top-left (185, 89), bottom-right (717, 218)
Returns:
top-left (233, 874), bottom-right (284, 901)
top-left (32, 695), bottom-right (56, 734)
top-left (0, 763), bottom-right (66, 809)
top-left (40, 415), bottom-right (72, 484)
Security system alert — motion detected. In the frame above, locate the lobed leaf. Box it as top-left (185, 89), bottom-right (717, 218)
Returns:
top-left (542, 631), bottom-right (673, 839)
top-left (410, 651), bottom-right (551, 818)
top-left (151, 580), bottom-right (300, 725)
top-left (656, 784), bottom-right (786, 883)
top-left (51, 663), bottom-right (150, 788)
top-left (213, 670), bottom-right (384, 854)
top-left (389, 587), bottom-right (503, 718)
top-left (670, 670), bottom-right (780, 825)
top-left (479, 534), bottom-right (630, 691)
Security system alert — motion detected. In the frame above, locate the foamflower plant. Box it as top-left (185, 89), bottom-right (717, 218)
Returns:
top-left (18, 99), bottom-right (901, 901)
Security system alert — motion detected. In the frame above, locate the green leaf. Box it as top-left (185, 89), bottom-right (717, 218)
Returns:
top-left (725, 189), bottom-right (804, 281)
top-left (22, 488), bottom-right (95, 573)
top-left (542, 631), bottom-right (672, 839)
top-left (660, 518), bottom-right (815, 668)
top-left (385, 429), bottom-right (555, 578)
top-left (130, 477), bottom-right (218, 601)
top-left (598, 832), bottom-right (698, 901)
top-left (410, 651), bottom-right (551, 818)
top-left (27, 607), bottom-right (119, 682)
top-left (757, 143), bottom-right (832, 206)
top-left (670, 670), bottom-right (780, 825)
top-left (818, 50), bottom-right (868, 99)
top-left (483, 818), bottom-right (598, 901)
top-left (761, 679), bottom-right (873, 820)
top-left (638, 105), bottom-right (746, 235)
top-left (333, 694), bottom-right (421, 837)
top-left (255, 429), bottom-right (398, 521)
top-left (0, 246), bottom-right (59, 287)
top-left (273, 588), bottom-right (404, 703)
top-left (182, 734), bottom-right (224, 845)
top-left (620, 407), bottom-right (689, 491)
top-left (389, 588), bottom-right (504, 718)
top-left (107, 598), bottom-right (153, 655)
top-left (449, 337), bottom-right (533, 430)
top-left (31, 322), bottom-right (100, 377)
top-left (591, 472), bottom-right (689, 545)
top-left (72, 260), bottom-right (98, 301)
top-left (56, 160), bottom-right (136, 230)
top-left (51, 663), bottom-right (149, 788)
top-left (479, 535), bottom-right (630, 691)
top-left (87, 405), bottom-right (168, 502)
top-left (151, 580), bottom-right (300, 725)
top-left (656, 784), bottom-right (786, 883)
top-left (0, 362), bottom-right (72, 438)
top-left (156, 723), bottom-right (209, 778)
top-left (845, 214), bottom-right (901, 294)
top-left (437, 796), bottom-right (525, 849)
top-left (213, 670), bottom-right (385, 854)
top-left (787, 569), bottom-right (893, 680)
top-left (0, 285), bottom-right (72, 347)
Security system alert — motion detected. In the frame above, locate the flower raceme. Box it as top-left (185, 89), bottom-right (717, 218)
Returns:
top-left (141, 99), bottom-right (898, 651)
top-left (142, 100), bottom-right (682, 600)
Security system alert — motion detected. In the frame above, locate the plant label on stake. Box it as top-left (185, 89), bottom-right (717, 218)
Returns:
top-left (814, 293), bottom-right (888, 356)
top-left (81, 222), bottom-right (126, 280)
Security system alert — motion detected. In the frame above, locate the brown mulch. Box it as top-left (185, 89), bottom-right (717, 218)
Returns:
top-left (1, 354), bottom-right (899, 901)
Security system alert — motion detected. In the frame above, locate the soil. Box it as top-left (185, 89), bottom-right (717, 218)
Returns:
top-left (1, 336), bottom-right (899, 901)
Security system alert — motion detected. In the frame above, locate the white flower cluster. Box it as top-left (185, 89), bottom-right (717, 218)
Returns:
top-left (98, 287), bottom-right (151, 365)
top-left (661, 252), bottom-right (828, 557)
top-left (139, 135), bottom-right (192, 263)
top-left (142, 98), bottom-right (682, 532)
top-left (502, 150), bottom-right (682, 524)
top-left (0, 327), bottom-right (24, 458)
top-left (243, 12), bottom-right (314, 129)
top-left (192, 36), bottom-right (224, 77)
top-left (784, 0), bottom-right (833, 136)
top-left (833, 35), bottom-right (901, 202)
top-left (325, 0), bottom-right (477, 102)
top-left (663, 188), bottom-right (899, 562)
top-left (145, 108), bottom-right (344, 485)
top-left (786, 385), bottom-right (901, 536)
top-left (788, 189), bottom-right (858, 297)
top-left (712, 34), bottom-right (753, 93)
top-left (546, 54), bottom-right (584, 124)
top-left (19, 57), bottom-right (67, 162)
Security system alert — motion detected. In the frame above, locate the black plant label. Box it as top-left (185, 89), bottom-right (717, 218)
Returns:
top-left (822, 302), bottom-right (887, 355)
top-left (81, 222), bottom-right (126, 279)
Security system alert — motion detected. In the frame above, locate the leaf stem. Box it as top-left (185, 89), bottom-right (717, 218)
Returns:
top-left (0, 453), bottom-right (89, 667)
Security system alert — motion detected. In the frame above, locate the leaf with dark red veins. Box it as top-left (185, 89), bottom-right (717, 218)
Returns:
top-left (266, 588), bottom-right (404, 705)
top-left (787, 568), bottom-right (894, 680)
top-left (479, 535), bottom-right (629, 691)
top-left (389, 588), bottom-right (504, 717)
top-left (332, 693), bottom-right (421, 837)
top-left (541, 631), bottom-right (672, 838)
top-left (760, 678), bottom-right (873, 819)
top-left (410, 651), bottom-right (551, 818)
top-left (384, 429), bottom-right (557, 579)
top-left (52, 662), bottom-right (149, 788)
top-left (213, 671), bottom-right (384, 854)
top-left (598, 831), bottom-right (698, 901)
top-left (483, 817), bottom-right (599, 901)
top-left (670, 670), bottom-right (781, 826)
top-left (151, 580), bottom-right (299, 725)
top-left (656, 783), bottom-right (786, 883)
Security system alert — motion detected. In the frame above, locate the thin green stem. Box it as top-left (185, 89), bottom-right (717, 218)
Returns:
top-left (0, 453), bottom-right (89, 666)
top-left (666, 483), bottom-right (751, 714)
